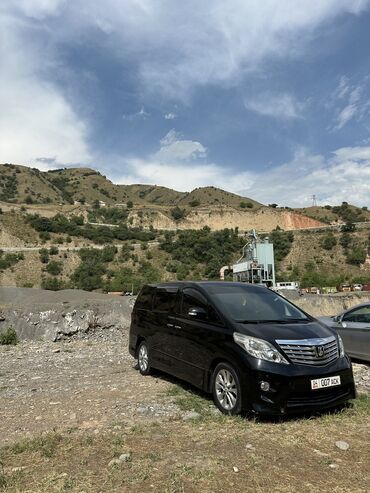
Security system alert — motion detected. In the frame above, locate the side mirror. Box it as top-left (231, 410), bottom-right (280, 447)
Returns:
top-left (333, 315), bottom-right (342, 323)
top-left (188, 306), bottom-right (207, 319)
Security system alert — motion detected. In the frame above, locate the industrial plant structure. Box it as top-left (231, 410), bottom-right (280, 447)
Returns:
top-left (220, 230), bottom-right (276, 287)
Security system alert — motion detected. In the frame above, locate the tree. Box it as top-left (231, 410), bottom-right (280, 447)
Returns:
top-left (39, 248), bottom-right (49, 264)
top-left (45, 260), bottom-right (62, 276)
top-left (170, 207), bottom-right (186, 221)
top-left (189, 199), bottom-right (200, 207)
top-left (269, 229), bottom-right (294, 261)
top-left (127, 200), bottom-right (133, 209)
top-left (320, 232), bottom-right (337, 250)
top-left (341, 221), bottom-right (355, 233)
top-left (340, 233), bottom-right (352, 249)
top-left (346, 247), bottom-right (366, 265)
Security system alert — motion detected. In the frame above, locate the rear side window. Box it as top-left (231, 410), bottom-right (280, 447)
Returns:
top-left (153, 289), bottom-right (178, 313)
top-left (135, 286), bottom-right (154, 310)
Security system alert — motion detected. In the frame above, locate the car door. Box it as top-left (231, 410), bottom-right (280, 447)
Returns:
top-left (168, 288), bottom-right (227, 389)
top-left (149, 287), bottom-right (180, 372)
top-left (336, 305), bottom-right (370, 362)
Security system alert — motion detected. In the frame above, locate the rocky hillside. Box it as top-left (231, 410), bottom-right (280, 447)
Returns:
top-left (0, 163), bottom-right (262, 209)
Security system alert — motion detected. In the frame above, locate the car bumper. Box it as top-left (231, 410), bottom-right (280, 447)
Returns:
top-left (243, 360), bottom-right (356, 415)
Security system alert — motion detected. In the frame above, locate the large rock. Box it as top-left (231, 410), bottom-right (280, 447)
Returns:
top-left (0, 287), bottom-right (133, 341)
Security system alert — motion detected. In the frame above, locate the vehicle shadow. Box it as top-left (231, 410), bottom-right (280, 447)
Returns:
top-left (133, 362), bottom-right (353, 422)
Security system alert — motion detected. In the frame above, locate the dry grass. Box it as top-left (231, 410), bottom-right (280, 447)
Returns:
top-left (1, 395), bottom-right (369, 493)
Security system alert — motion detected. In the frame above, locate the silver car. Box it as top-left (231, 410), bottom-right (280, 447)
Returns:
top-left (319, 302), bottom-right (370, 363)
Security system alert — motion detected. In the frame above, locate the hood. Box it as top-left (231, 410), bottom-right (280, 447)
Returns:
top-left (233, 320), bottom-right (336, 343)
top-left (318, 316), bottom-right (336, 327)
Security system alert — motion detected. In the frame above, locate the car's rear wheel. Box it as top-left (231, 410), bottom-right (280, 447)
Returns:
top-left (137, 340), bottom-right (152, 375)
top-left (212, 362), bottom-right (243, 415)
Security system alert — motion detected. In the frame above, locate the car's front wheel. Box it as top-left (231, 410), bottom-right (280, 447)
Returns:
top-left (212, 362), bottom-right (243, 415)
top-left (137, 340), bottom-right (152, 375)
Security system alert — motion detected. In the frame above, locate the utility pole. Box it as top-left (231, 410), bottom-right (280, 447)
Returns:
top-left (311, 194), bottom-right (317, 207)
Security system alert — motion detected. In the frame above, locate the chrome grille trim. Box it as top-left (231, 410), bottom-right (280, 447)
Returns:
top-left (276, 336), bottom-right (338, 366)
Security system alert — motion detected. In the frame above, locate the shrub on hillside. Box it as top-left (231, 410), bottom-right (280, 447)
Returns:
top-left (45, 261), bottom-right (62, 276)
top-left (346, 247), bottom-right (367, 265)
top-left (320, 232), bottom-right (337, 250)
top-left (0, 328), bottom-right (18, 345)
top-left (41, 277), bottom-right (64, 291)
top-left (39, 248), bottom-right (49, 264)
top-left (0, 252), bottom-right (24, 270)
top-left (189, 199), bottom-right (200, 207)
top-left (269, 229), bottom-right (294, 262)
top-left (170, 207), bottom-right (186, 221)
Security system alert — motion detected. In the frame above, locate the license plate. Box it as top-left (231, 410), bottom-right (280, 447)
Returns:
top-left (311, 375), bottom-right (341, 390)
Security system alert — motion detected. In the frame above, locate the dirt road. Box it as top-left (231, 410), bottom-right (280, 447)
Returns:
top-left (1, 328), bottom-right (370, 492)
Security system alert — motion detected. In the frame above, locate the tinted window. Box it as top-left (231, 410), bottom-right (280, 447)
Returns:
top-left (135, 286), bottom-right (154, 310)
top-left (181, 288), bottom-right (208, 316)
top-left (206, 284), bottom-right (309, 322)
top-left (343, 306), bottom-right (370, 324)
top-left (153, 289), bottom-right (178, 313)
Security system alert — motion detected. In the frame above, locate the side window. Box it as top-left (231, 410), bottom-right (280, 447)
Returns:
top-left (153, 289), bottom-right (178, 313)
top-left (135, 286), bottom-right (154, 310)
top-left (208, 305), bottom-right (223, 326)
top-left (181, 288), bottom-right (208, 317)
top-left (181, 289), bottom-right (223, 325)
top-left (343, 306), bottom-right (370, 324)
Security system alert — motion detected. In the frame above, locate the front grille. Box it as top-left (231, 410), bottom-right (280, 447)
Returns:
top-left (276, 336), bottom-right (338, 366)
top-left (287, 387), bottom-right (350, 408)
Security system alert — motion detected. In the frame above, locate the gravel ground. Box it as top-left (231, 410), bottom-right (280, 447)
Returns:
top-left (0, 327), bottom-right (369, 446)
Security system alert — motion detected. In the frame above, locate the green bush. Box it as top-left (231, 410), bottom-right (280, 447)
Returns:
top-left (41, 277), bottom-right (64, 291)
top-left (170, 207), bottom-right (186, 221)
top-left (39, 248), bottom-right (49, 264)
top-left (320, 232), bottom-right (337, 250)
top-left (240, 201), bottom-right (253, 209)
top-left (39, 231), bottom-right (51, 242)
top-left (0, 328), bottom-right (18, 345)
top-left (269, 229), bottom-right (294, 262)
top-left (45, 260), bottom-right (62, 276)
top-left (189, 199), bottom-right (200, 207)
top-left (346, 247), bottom-right (367, 265)
top-left (0, 252), bottom-right (24, 270)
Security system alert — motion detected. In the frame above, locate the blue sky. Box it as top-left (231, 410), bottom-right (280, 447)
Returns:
top-left (0, 1), bottom-right (370, 206)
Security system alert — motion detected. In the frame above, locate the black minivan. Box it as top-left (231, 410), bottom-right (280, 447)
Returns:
top-left (129, 282), bottom-right (356, 415)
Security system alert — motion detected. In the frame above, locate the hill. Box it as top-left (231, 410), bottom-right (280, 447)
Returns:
top-left (0, 164), bottom-right (262, 209)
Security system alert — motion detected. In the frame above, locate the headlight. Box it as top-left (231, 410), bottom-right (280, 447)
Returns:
top-left (233, 332), bottom-right (289, 364)
top-left (338, 334), bottom-right (345, 358)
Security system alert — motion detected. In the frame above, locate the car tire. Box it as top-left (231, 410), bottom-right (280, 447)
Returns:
top-left (212, 362), bottom-right (243, 415)
top-left (137, 340), bottom-right (152, 375)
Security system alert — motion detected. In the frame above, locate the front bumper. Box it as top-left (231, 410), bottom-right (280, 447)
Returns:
top-left (243, 358), bottom-right (356, 415)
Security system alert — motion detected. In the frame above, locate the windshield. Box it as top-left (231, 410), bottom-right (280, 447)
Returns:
top-left (207, 284), bottom-right (310, 323)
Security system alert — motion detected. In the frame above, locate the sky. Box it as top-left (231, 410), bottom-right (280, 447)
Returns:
top-left (0, 0), bottom-right (370, 207)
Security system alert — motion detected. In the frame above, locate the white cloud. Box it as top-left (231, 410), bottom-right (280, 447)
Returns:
top-left (335, 104), bottom-right (358, 129)
top-left (122, 106), bottom-right (150, 120)
top-left (239, 147), bottom-right (370, 207)
top-left (117, 134), bottom-right (370, 207)
top-left (332, 76), bottom-right (370, 130)
top-left (244, 93), bottom-right (303, 119)
top-left (4, 0), bottom-right (367, 101)
top-left (164, 113), bottom-right (177, 120)
top-left (0, 7), bottom-right (91, 168)
top-left (116, 130), bottom-right (254, 191)
top-left (154, 130), bottom-right (207, 163)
